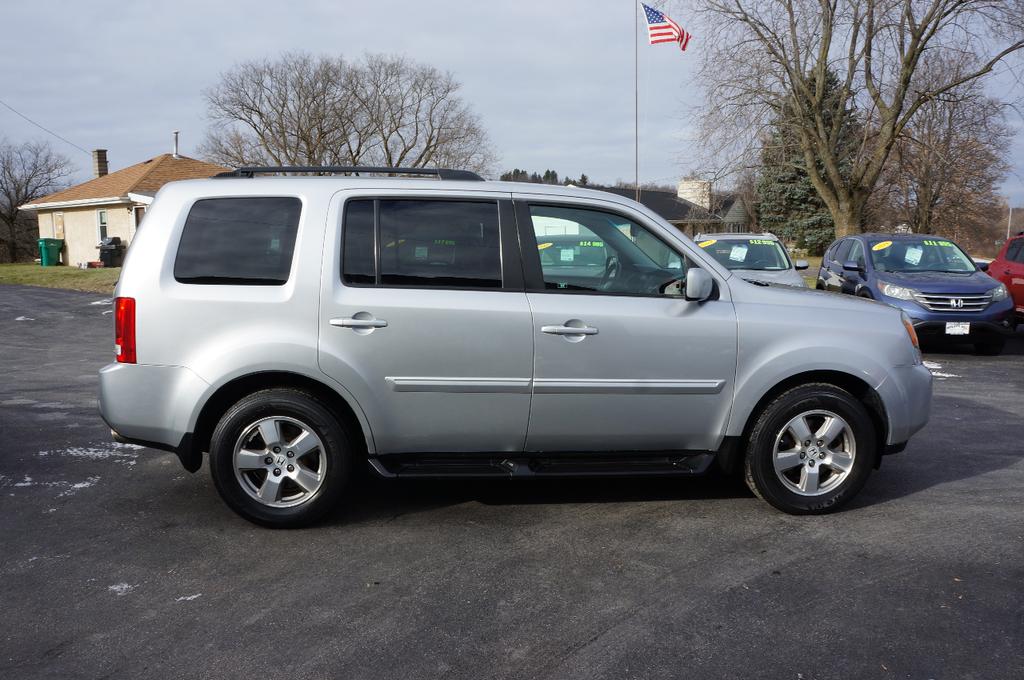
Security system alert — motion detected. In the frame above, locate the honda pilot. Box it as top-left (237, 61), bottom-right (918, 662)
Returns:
top-left (99, 167), bottom-right (932, 528)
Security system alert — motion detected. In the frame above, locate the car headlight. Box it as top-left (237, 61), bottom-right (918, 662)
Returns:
top-left (880, 282), bottom-right (917, 300)
top-left (991, 283), bottom-right (1009, 301)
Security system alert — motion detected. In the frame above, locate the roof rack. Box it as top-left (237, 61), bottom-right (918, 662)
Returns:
top-left (213, 166), bottom-right (484, 181)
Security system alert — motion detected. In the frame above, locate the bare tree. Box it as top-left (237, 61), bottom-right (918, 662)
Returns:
top-left (0, 139), bottom-right (73, 262)
top-left (200, 52), bottom-right (495, 174)
top-left (692, 0), bottom-right (1024, 236)
top-left (875, 54), bottom-right (1012, 244)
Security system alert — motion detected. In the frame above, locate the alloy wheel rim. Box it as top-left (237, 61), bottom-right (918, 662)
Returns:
top-left (772, 409), bottom-right (856, 497)
top-left (233, 416), bottom-right (326, 508)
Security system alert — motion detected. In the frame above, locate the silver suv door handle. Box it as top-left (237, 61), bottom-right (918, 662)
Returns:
top-left (542, 325), bottom-right (598, 336)
top-left (330, 317), bottom-right (388, 329)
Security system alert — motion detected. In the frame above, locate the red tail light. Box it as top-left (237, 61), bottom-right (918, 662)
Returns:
top-left (114, 297), bottom-right (136, 363)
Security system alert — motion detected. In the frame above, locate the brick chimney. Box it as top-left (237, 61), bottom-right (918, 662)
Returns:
top-left (92, 149), bottom-right (109, 178)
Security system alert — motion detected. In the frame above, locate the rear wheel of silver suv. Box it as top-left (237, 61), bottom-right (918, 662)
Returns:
top-left (209, 389), bottom-right (352, 528)
top-left (744, 383), bottom-right (876, 514)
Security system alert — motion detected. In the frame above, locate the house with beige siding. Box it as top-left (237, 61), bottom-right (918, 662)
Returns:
top-left (21, 149), bottom-right (226, 267)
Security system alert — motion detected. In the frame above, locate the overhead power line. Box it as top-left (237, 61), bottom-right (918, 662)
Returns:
top-left (0, 98), bottom-right (91, 155)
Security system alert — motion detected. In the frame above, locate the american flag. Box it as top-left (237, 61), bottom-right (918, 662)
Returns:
top-left (642, 3), bottom-right (692, 51)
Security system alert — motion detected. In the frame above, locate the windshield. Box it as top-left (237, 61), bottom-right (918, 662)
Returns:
top-left (869, 238), bottom-right (975, 273)
top-left (698, 237), bottom-right (791, 271)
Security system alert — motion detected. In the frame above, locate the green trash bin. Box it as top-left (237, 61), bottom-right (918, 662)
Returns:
top-left (38, 238), bottom-right (64, 266)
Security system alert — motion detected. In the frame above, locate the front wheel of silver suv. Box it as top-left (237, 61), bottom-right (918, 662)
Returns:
top-left (209, 389), bottom-right (352, 528)
top-left (744, 383), bottom-right (877, 514)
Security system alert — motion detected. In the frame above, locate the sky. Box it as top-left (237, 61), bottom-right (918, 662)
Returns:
top-left (1, 0), bottom-right (1022, 205)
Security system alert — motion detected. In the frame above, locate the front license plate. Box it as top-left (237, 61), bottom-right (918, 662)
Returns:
top-left (945, 322), bottom-right (970, 335)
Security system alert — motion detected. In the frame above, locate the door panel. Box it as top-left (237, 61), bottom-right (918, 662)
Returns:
top-left (526, 293), bottom-right (737, 451)
top-left (515, 198), bottom-right (737, 452)
top-left (319, 193), bottom-right (533, 454)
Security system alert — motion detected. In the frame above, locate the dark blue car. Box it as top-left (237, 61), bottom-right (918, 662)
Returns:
top-left (816, 233), bottom-right (1015, 354)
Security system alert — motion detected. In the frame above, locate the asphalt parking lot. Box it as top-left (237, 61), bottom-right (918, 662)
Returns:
top-left (1, 284), bottom-right (1022, 679)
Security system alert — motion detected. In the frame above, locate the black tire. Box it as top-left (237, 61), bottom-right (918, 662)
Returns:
top-left (973, 338), bottom-right (1006, 356)
top-left (209, 389), bottom-right (352, 528)
top-left (744, 383), bottom-right (876, 514)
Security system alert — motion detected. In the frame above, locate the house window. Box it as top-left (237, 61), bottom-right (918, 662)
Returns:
top-left (97, 209), bottom-right (108, 242)
top-left (53, 212), bottom-right (65, 239)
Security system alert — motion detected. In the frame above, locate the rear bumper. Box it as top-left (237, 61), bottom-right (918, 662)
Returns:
top-left (876, 363), bottom-right (933, 446)
top-left (98, 362), bottom-right (209, 471)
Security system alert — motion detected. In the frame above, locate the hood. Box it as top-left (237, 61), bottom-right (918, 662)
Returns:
top-left (734, 268), bottom-right (808, 288)
top-left (876, 270), bottom-right (1000, 295)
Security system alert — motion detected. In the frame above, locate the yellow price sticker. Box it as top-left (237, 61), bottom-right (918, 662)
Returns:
top-left (872, 240), bottom-right (893, 251)
top-left (698, 239), bottom-right (717, 248)
top-left (537, 242), bottom-right (553, 250)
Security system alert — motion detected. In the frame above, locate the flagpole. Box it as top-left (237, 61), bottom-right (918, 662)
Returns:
top-left (634, 0), bottom-right (640, 202)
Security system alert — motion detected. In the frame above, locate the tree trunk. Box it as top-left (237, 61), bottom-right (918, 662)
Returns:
top-left (831, 200), bottom-right (864, 238)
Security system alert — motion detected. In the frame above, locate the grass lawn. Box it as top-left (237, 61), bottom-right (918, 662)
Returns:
top-left (0, 264), bottom-right (120, 294)
top-left (801, 255), bottom-right (823, 287)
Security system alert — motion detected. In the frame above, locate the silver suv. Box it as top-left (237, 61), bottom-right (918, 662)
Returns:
top-left (99, 167), bottom-right (932, 527)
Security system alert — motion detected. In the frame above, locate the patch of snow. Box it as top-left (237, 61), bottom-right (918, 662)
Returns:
top-left (175, 593), bottom-right (202, 602)
top-left (90, 299), bottom-right (113, 306)
top-left (931, 371), bottom-right (960, 378)
top-left (13, 476), bottom-right (33, 487)
top-left (108, 583), bottom-right (136, 596)
top-left (14, 316), bottom-right (34, 321)
top-left (923, 361), bottom-right (942, 369)
top-left (57, 476), bottom-right (101, 497)
top-left (39, 443), bottom-right (142, 467)
top-left (101, 309), bottom-right (113, 315)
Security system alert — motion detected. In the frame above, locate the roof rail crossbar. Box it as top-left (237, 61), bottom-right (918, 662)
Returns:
top-left (213, 166), bottom-right (484, 181)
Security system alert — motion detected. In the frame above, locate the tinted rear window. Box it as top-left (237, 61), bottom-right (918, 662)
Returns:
top-left (174, 197), bottom-right (301, 285)
top-left (377, 200), bottom-right (501, 288)
top-left (342, 200), bottom-right (375, 285)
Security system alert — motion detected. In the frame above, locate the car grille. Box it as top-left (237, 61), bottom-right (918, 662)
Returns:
top-left (912, 292), bottom-right (992, 312)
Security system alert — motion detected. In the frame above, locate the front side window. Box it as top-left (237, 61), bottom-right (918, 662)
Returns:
top-left (1007, 238), bottom-right (1024, 264)
top-left (698, 237), bottom-right (792, 271)
top-left (341, 199), bottom-right (502, 289)
top-left (528, 204), bottom-right (685, 296)
top-left (869, 237), bottom-right (975, 273)
top-left (849, 240), bottom-right (866, 268)
top-left (174, 197), bottom-right (301, 285)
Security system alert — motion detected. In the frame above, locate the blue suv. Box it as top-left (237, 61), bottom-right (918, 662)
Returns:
top-left (817, 233), bottom-right (1015, 355)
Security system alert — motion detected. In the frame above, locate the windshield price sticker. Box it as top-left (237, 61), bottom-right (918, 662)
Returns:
top-left (729, 245), bottom-right (748, 262)
top-left (698, 239), bottom-right (717, 248)
top-left (748, 239), bottom-right (775, 245)
top-left (923, 239), bottom-right (954, 247)
top-left (872, 240), bottom-right (893, 251)
top-left (578, 240), bottom-right (603, 247)
top-left (537, 242), bottom-right (553, 250)
top-left (904, 246), bottom-right (923, 265)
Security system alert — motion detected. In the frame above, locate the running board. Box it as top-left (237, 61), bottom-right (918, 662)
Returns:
top-left (368, 452), bottom-right (715, 479)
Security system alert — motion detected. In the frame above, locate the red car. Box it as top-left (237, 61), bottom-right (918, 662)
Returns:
top-left (988, 232), bottom-right (1024, 321)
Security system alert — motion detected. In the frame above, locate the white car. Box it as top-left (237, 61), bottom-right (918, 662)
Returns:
top-left (696, 233), bottom-right (809, 288)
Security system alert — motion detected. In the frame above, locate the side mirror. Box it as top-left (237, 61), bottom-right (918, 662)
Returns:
top-left (794, 259), bottom-right (809, 271)
top-left (842, 260), bottom-right (864, 274)
top-left (976, 261), bottom-right (989, 272)
top-left (685, 268), bottom-right (714, 301)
